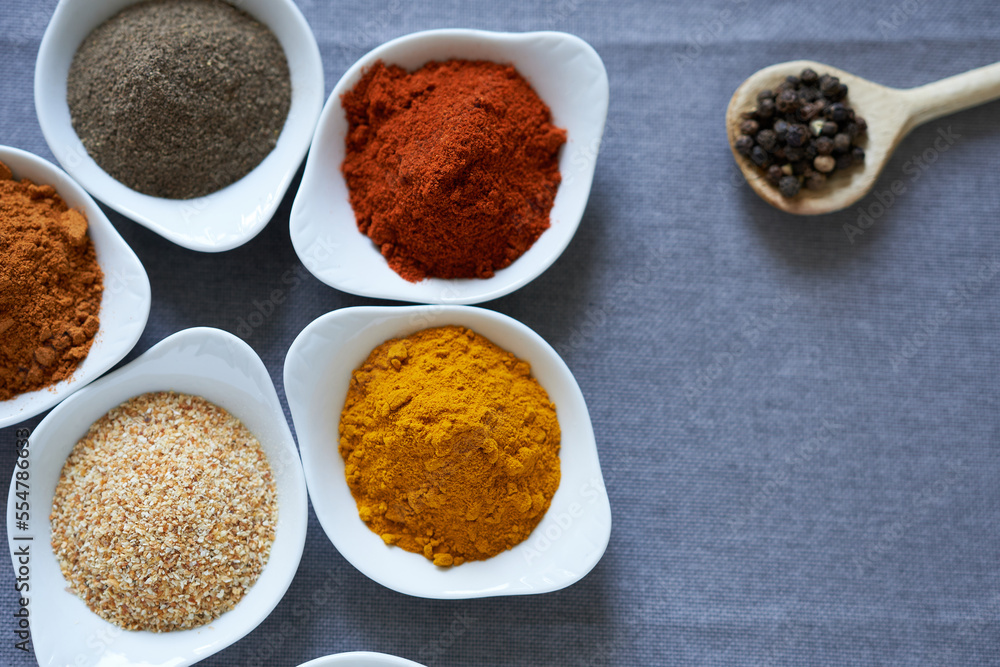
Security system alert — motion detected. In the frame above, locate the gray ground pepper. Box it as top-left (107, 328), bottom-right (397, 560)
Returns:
top-left (67, 0), bottom-right (291, 200)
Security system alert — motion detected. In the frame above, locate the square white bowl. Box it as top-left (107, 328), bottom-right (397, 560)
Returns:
top-left (0, 145), bottom-right (150, 429)
top-left (284, 306), bottom-right (611, 599)
top-left (6, 327), bottom-right (308, 666)
top-left (290, 29), bottom-right (609, 303)
top-left (35, 0), bottom-right (325, 252)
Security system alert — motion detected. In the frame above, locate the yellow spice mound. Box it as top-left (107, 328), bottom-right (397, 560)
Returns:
top-left (339, 325), bottom-right (561, 566)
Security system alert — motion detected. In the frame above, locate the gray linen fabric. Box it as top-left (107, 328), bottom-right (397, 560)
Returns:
top-left (2, 0), bottom-right (999, 664)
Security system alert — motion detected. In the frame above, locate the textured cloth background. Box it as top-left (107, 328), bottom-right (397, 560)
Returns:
top-left (2, 0), bottom-right (1000, 665)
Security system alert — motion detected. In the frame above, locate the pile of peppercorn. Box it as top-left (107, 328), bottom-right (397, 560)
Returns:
top-left (734, 68), bottom-right (867, 198)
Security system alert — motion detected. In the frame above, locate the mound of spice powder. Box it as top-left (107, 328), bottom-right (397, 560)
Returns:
top-left (339, 325), bottom-right (561, 566)
top-left (67, 0), bottom-right (291, 199)
top-left (341, 60), bottom-right (567, 281)
top-left (0, 160), bottom-right (103, 401)
top-left (50, 391), bottom-right (278, 632)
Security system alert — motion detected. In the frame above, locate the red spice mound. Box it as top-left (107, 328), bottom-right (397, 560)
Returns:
top-left (341, 59), bottom-right (567, 282)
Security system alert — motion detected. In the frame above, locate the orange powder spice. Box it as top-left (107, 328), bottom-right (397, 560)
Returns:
top-left (0, 160), bottom-right (103, 400)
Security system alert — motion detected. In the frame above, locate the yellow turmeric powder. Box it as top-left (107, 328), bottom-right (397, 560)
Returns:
top-left (339, 325), bottom-right (561, 566)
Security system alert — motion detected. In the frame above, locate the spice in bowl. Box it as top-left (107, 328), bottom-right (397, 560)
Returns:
top-left (341, 60), bottom-right (567, 282)
top-left (49, 391), bottom-right (277, 632)
top-left (339, 325), bottom-right (561, 566)
top-left (0, 160), bottom-right (103, 401)
top-left (66, 0), bottom-right (291, 199)
top-left (733, 68), bottom-right (868, 198)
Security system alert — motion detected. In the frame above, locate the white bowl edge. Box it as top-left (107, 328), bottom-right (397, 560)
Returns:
top-left (297, 651), bottom-right (426, 667)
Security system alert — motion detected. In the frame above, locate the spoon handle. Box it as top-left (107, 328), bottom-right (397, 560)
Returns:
top-left (901, 61), bottom-right (1000, 130)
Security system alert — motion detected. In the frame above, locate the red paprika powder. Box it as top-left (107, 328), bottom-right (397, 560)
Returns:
top-left (341, 59), bottom-right (566, 282)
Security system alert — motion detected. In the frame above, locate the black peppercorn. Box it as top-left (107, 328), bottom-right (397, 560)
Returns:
top-left (851, 146), bottom-right (865, 164)
top-left (740, 119), bottom-right (760, 136)
top-left (778, 175), bottom-right (801, 197)
top-left (785, 123), bottom-right (809, 147)
top-left (833, 133), bottom-right (852, 154)
top-left (757, 89), bottom-right (774, 103)
top-left (798, 86), bottom-right (819, 103)
top-left (735, 135), bottom-right (754, 155)
top-left (797, 103), bottom-right (820, 122)
top-left (756, 129), bottom-right (778, 152)
top-left (835, 154), bottom-right (854, 170)
top-left (757, 98), bottom-right (775, 118)
top-left (854, 116), bottom-right (868, 134)
top-left (766, 165), bottom-right (783, 185)
top-left (820, 121), bottom-right (838, 137)
top-left (815, 136), bottom-right (834, 155)
top-left (750, 145), bottom-right (771, 167)
top-left (773, 119), bottom-right (789, 139)
top-left (819, 75), bottom-right (840, 96)
top-left (784, 146), bottom-right (805, 162)
top-left (800, 68), bottom-right (819, 85)
top-left (792, 160), bottom-right (809, 176)
top-left (776, 89), bottom-right (799, 113)
top-left (825, 103), bottom-right (848, 123)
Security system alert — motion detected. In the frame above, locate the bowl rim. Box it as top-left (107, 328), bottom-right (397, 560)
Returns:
top-left (296, 651), bottom-right (426, 667)
top-left (0, 144), bottom-right (150, 429)
top-left (289, 28), bottom-right (610, 303)
top-left (34, 0), bottom-right (325, 252)
top-left (6, 326), bottom-right (309, 666)
top-left (283, 305), bottom-right (612, 599)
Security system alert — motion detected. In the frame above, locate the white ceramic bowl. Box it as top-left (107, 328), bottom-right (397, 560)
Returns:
top-left (284, 306), bottom-right (612, 599)
top-left (35, 0), bottom-right (325, 252)
top-left (5, 327), bottom-right (308, 667)
top-left (0, 146), bottom-right (150, 429)
top-left (298, 652), bottom-right (425, 667)
top-left (290, 29), bottom-right (609, 304)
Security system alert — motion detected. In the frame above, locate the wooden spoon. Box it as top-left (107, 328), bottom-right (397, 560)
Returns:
top-left (726, 59), bottom-right (1000, 215)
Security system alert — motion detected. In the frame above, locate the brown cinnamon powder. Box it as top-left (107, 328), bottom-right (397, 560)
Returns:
top-left (0, 159), bottom-right (104, 400)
